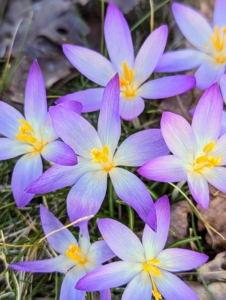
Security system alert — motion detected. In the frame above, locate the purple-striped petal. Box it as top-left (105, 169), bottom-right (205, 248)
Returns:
top-left (155, 49), bottom-right (208, 72)
top-left (122, 271), bottom-right (152, 300)
top-left (187, 172), bottom-right (209, 209)
top-left (24, 61), bottom-right (47, 131)
top-left (161, 112), bottom-right (195, 161)
top-left (219, 74), bottom-right (226, 105)
top-left (87, 240), bottom-right (115, 265)
top-left (63, 44), bottom-right (115, 86)
top-left (109, 167), bottom-right (156, 230)
top-left (67, 171), bottom-right (107, 225)
top-left (192, 84), bottom-right (223, 151)
top-left (56, 88), bottom-right (105, 113)
top-left (57, 101), bottom-right (83, 114)
top-left (114, 129), bottom-right (169, 167)
top-left (0, 138), bottom-right (32, 160)
top-left (195, 61), bottom-right (225, 90)
top-left (138, 155), bottom-right (188, 183)
top-left (203, 167), bottom-right (226, 194)
top-left (213, 0), bottom-right (226, 28)
top-left (0, 101), bottom-right (24, 139)
top-left (9, 255), bottom-right (74, 273)
top-left (142, 196), bottom-right (170, 260)
top-left (76, 262), bottom-right (142, 291)
top-left (172, 3), bottom-right (212, 52)
top-left (98, 218), bottom-right (145, 262)
top-left (138, 75), bottom-right (195, 99)
top-left (98, 74), bottom-right (121, 158)
top-left (60, 265), bottom-right (86, 300)
top-left (40, 204), bottom-right (78, 254)
top-left (40, 113), bottom-right (58, 144)
top-left (157, 248), bottom-right (208, 272)
top-left (133, 25), bottom-right (168, 88)
top-left (155, 270), bottom-right (199, 300)
top-left (41, 140), bottom-right (77, 166)
top-left (12, 153), bottom-right (42, 207)
top-left (104, 3), bottom-right (134, 71)
top-left (119, 95), bottom-right (145, 120)
top-left (49, 105), bottom-right (102, 158)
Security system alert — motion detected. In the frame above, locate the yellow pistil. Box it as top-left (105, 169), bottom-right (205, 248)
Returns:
top-left (193, 141), bottom-right (221, 174)
top-left (210, 26), bottom-right (226, 64)
top-left (66, 244), bottom-right (88, 265)
top-left (119, 61), bottom-right (137, 98)
top-left (16, 119), bottom-right (44, 153)
top-left (143, 259), bottom-right (162, 300)
top-left (90, 145), bottom-right (113, 172)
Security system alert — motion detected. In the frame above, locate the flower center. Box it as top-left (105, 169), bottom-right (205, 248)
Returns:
top-left (143, 258), bottom-right (162, 300)
top-left (192, 141), bottom-right (221, 174)
top-left (210, 26), bottom-right (226, 64)
top-left (65, 244), bottom-right (88, 265)
top-left (16, 119), bottom-right (43, 153)
top-left (119, 61), bottom-right (137, 98)
top-left (90, 145), bottom-right (113, 172)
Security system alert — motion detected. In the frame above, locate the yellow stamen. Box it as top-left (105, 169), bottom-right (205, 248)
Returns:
top-left (119, 61), bottom-right (136, 98)
top-left (142, 259), bottom-right (162, 300)
top-left (90, 145), bottom-right (114, 172)
top-left (203, 141), bottom-right (215, 154)
top-left (150, 273), bottom-right (162, 300)
top-left (66, 244), bottom-right (88, 265)
top-left (210, 26), bottom-right (226, 64)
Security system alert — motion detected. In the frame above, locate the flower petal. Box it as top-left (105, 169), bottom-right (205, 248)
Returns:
top-left (155, 270), bottom-right (199, 300)
top-left (9, 255), bottom-right (74, 273)
top-left (67, 171), bottom-right (107, 225)
top-left (0, 101), bottom-right (24, 139)
top-left (192, 83), bottom-right (223, 151)
top-left (24, 61), bottom-right (47, 131)
top-left (119, 95), bottom-right (145, 120)
top-left (104, 3), bottom-right (134, 70)
top-left (40, 113), bottom-right (58, 144)
top-left (195, 60), bottom-right (225, 90)
top-left (76, 261), bottom-right (142, 291)
top-left (142, 196), bottom-right (170, 260)
top-left (56, 88), bottom-right (105, 113)
top-left (100, 290), bottom-right (111, 300)
top-left (60, 265), bottom-right (86, 300)
top-left (161, 112), bottom-right (195, 161)
top-left (40, 204), bottom-right (78, 254)
top-left (213, 0), bottom-right (226, 28)
top-left (157, 248), bottom-right (208, 272)
top-left (133, 25), bottom-right (168, 88)
top-left (0, 138), bottom-right (32, 160)
top-left (187, 172), bottom-right (209, 209)
top-left (212, 133), bottom-right (226, 163)
top-left (138, 75), bottom-right (195, 99)
top-left (87, 240), bottom-right (115, 265)
top-left (220, 111), bottom-right (226, 136)
top-left (41, 140), bottom-right (77, 166)
top-left (122, 271), bottom-right (152, 300)
top-left (203, 167), bottom-right (226, 194)
top-left (12, 153), bottom-right (42, 207)
top-left (63, 44), bottom-right (115, 86)
top-left (98, 218), bottom-right (145, 262)
top-left (155, 49), bottom-right (208, 72)
top-left (219, 74), bottom-right (226, 105)
top-left (98, 74), bottom-right (121, 158)
top-left (172, 3), bottom-right (212, 52)
top-left (114, 129), bottom-right (169, 167)
top-left (138, 155), bottom-right (188, 183)
top-left (49, 105), bottom-right (102, 158)
top-left (109, 168), bottom-right (156, 230)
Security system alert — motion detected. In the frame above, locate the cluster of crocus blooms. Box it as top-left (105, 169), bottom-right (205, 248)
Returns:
top-left (3, 1), bottom-right (226, 299)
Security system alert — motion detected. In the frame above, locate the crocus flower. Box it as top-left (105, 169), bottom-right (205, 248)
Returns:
top-left (26, 74), bottom-right (169, 230)
top-left (155, 0), bottom-right (226, 99)
top-left (76, 196), bottom-right (208, 300)
top-left (138, 84), bottom-right (226, 209)
top-left (9, 205), bottom-right (114, 300)
top-left (0, 61), bottom-right (79, 207)
top-left (56, 3), bottom-right (195, 120)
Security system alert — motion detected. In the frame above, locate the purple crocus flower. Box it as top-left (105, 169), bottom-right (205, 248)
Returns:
top-left (56, 3), bottom-right (196, 120)
top-left (76, 196), bottom-right (208, 300)
top-left (26, 74), bottom-right (169, 230)
top-left (0, 61), bottom-right (79, 207)
top-left (138, 84), bottom-right (226, 209)
top-left (9, 205), bottom-right (114, 300)
top-left (156, 0), bottom-right (226, 98)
